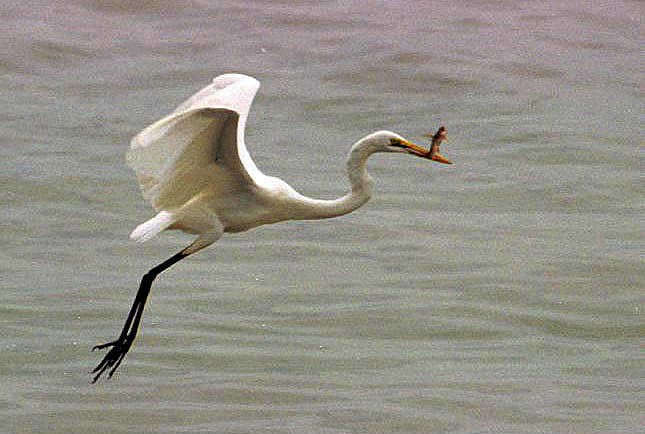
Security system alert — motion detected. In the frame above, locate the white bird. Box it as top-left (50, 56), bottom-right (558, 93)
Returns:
top-left (92, 73), bottom-right (452, 382)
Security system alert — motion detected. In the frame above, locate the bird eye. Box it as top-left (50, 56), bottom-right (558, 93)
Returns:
top-left (389, 138), bottom-right (405, 148)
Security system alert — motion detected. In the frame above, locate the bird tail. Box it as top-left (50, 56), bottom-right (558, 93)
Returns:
top-left (130, 211), bottom-right (176, 243)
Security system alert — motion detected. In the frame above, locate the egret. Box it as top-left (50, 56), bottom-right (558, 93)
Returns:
top-left (92, 73), bottom-right (452, 382)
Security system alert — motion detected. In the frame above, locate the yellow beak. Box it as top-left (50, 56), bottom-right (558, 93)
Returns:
top-left (402, 140), bottom-right (453, 165)
top-left (429, 151), bottom-right (453, 164)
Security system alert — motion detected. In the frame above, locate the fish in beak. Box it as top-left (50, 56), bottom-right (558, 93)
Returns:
top-left (422, 126), bottom-right (452, 164)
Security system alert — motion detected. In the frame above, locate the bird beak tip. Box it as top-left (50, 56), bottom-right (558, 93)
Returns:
top-left (429, 153), bottom-right (453, 165)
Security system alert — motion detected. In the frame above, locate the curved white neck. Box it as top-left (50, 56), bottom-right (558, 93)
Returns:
top-left (291, 139), bottom-right (377, 220)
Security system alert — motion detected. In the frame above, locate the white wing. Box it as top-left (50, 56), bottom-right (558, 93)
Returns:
top-left (126, 74), bottom-right (267, 210)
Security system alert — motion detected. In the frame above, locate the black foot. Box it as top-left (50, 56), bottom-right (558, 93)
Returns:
top-left (91, 337), bottom-right (133, 383)
top-left (90, 250), bottom-right (190, 383)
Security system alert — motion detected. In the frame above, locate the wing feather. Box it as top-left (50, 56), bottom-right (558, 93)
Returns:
top-left (126, 74), bottom-right (266, 210)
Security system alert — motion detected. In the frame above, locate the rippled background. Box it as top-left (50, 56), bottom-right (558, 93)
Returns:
top-left (2, 1), bottom-right (642, 433)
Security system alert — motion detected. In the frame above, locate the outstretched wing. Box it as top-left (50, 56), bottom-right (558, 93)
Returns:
top-left (126, 74), bottom-right (266, 210)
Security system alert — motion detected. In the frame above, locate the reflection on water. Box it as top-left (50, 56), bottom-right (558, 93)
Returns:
top-left (1, 1), bottom-right (642, 433)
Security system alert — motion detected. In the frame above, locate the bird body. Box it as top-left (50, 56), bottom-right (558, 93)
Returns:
top-left (92, 73), bottom-right (452, 382)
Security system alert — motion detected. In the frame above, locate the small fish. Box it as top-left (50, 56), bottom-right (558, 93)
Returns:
top-left (422, 126), bottom-right (451, 164)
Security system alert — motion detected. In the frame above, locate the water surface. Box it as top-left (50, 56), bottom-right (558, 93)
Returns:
top-left (1, 1), bottom-right (642, 433)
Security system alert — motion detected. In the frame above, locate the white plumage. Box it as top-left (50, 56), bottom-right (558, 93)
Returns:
top-left (92, 73), bottom-right (452, 382)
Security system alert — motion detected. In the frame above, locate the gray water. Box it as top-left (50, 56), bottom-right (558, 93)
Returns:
top-left (2, 1), bottom-right (642, 433)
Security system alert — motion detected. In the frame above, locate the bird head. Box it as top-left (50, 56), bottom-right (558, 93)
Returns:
top-left (370, 130), bottom-right (453, 164)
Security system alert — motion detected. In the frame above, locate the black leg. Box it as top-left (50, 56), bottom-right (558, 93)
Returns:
top-left (92, 250), bottom-right (189, 382)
